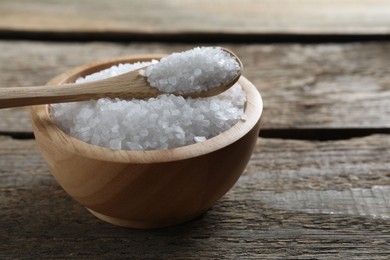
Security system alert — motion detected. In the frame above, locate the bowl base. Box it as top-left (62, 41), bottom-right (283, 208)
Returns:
top-left (86, 208), bottom-right (206, 229)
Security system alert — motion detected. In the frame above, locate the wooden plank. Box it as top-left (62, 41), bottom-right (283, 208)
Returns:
top-left (1, 135), bottom-right (389, 258)
top-left (0, 0), bottom-right (390, 37)
top-left (247, 136), bottom-right (390, 191)
top-left (1, 41), bottom-right (389, 133)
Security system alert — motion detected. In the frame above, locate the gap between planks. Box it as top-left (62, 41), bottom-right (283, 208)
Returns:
top-left (2, 128), bottom-right (390, 142)
top-left (3, 31), bottom-right (390, 44)
top-left (1, 0), bottom-right (390, 41)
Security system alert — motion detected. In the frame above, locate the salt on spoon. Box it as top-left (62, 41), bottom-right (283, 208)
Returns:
top-left (0, 47), bottom-right (242, 109)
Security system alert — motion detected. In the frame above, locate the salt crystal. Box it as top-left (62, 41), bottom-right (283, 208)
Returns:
top-left (168, 76), bottom-right (177, 85)
top-left (140, 129), bottom-right (148, 137)
top-left (91, 134), bottom-right (101, 145)
top-left (111, 125), bottom-right (119, 133)
top-left (109, 138), bottom-right (122, 150)
top-left (194, 136), bottom-right (207, 143)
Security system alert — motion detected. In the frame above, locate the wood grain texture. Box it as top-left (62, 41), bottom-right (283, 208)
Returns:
top-left (0, 0), bottom-right (390, 36)
top-left (1, 41), bottom-right (389, 132)
top-left (1, 135), bottom-right (389, 258)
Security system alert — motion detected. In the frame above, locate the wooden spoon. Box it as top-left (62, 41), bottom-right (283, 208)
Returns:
top-left (0, 48), bottom-right (242, 109)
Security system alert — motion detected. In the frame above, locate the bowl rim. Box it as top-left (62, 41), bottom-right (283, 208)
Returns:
top-left (31, 55), bottom-right (263, 163)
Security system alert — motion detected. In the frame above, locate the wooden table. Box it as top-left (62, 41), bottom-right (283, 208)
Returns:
top-left (1, 1), bottom-right (389, 258)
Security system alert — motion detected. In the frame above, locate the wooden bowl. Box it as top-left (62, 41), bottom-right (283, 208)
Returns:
top-left (30, 55), bottom-right (263, 229)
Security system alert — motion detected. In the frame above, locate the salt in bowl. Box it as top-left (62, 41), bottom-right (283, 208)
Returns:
top-left (30, 55), bottom-right (263, 228)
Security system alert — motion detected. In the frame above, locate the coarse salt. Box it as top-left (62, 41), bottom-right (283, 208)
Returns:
top-left (139, 47), bottom-right (240, 94)
top-left (51, 52), bottom-right (245, 151)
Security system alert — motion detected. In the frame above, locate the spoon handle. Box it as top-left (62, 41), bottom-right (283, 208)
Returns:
top-left (0, 70), bottom-right (159, 109)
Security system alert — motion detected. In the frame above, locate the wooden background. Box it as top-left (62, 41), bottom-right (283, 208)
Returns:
top-left (0, 1), bottom-right (389, 259)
